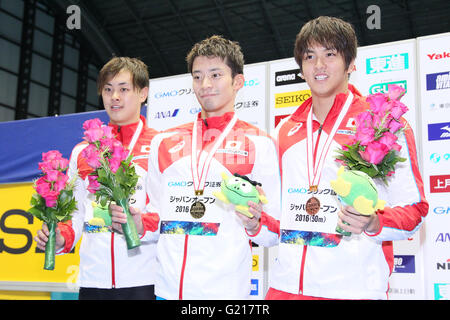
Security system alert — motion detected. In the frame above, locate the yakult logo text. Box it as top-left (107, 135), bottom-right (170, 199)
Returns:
top-left (427, 51), bottom-right (450, 60)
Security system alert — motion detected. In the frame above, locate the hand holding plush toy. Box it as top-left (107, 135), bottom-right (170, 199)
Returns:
top-left (331, 166), bottom-right (386, 236)
top-left (213, 172), bottom-right (268, 218)
top-left (331, 166), bottom-right (386, 215)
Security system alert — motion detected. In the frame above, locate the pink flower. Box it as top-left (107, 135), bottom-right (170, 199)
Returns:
top-left (354, 112), bottom-right (375, 145)
top-left (41, 150), bottom-right (63, 162)
top-left (83, 118), bottom-right (103, 131)
top-left (50, 171), bottom-right (69, 193)
top-left (35, 176), bottom-right (59, 207)
top-left (378, 131), bottom-right (400, 151)
top-left (44, 196), bottom-right (58, 208)
top-left (381, 132), bottom-right (402, 152)
top-left (354, 126), bottom-right (375, 146)
top-left (359, 140), bottom-right (390, 165)
top-left (355, 111), bottom-right (372, 129)
top-left (82, 119), bottom-right (116, 144)
top-left (84, 127), bottom-right (105, 143)
top-left (112, 145), bottom-right (128, 162)
top-left (99, 137), bottom-right (114, 151)
top-left (107, 143), bottom-right (128, 173)
top-left (39, 150), bottom-right (69, 173)
top-left (35, 177), bottom-right (51, 195)
top-left (102, 126), bottom-right (115, 139)
top-left (108, 157), bottom-right (122, 173)
top-left (387, 119), bottom-right (403, 134)
top-left (366, 93), bottom-right (387, 113)
top-left (390, 100), bottom-right (408, 120)
top-left (387, 84), bottom-right (406, 101)
top-left (82, 144), bottom-right (102, 169)
top-left (87, 175), bottom-right (100, 194)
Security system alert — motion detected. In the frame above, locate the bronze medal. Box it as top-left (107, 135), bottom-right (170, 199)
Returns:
top-left (190, 201), bottom-right (206, 219)
top-left (305, 196), bottom-right (320, 216)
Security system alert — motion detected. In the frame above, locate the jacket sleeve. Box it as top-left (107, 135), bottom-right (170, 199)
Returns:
top-left (140, 134), bottom-right (163, 242)
top-left (56, 144), bottom-right (88, 254)
top-left (365, 121), bottom-right (429, 241)
top-left (245, 134), bottom-right (281, 247)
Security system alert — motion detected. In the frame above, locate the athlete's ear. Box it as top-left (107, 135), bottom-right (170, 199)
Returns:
top-left (232, 74), bottom-right (245, 91)
top-left (139, 86), bottom-right (149, 103)
top-left (347, 60), bottom-right (356, 75)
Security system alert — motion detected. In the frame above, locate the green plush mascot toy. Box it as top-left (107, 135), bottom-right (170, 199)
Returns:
top-left (213, 172), bottom-right (268, 218)
top-left (330, 166), bottom-right (386, 235)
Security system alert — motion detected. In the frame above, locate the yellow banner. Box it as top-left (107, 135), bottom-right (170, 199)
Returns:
top-left (274, 90), bottom-right (311, 108)
top-left (252, 254), bottom-right (259, 272)
top-left (0, 183), bottom-right (80, 287)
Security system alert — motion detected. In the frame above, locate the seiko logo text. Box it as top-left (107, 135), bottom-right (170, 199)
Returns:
top-left (275, 90), bottom-right (311, 108)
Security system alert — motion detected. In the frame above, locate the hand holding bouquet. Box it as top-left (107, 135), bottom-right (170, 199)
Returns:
top-left (332, 84), bottom-right (408, 235)
top-left (29, 151), bottom-right (76, 270)
top-left (82, 119), bottom-right (140, 249)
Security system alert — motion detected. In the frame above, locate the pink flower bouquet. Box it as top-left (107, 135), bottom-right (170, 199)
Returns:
top-left (333, 84), bottom-right (408, 235)
top-left (336, 84), bottom-right (408, 183)
top-left (29, 151), bottom-right (77, 270)
top-left (81, 119), bottom-right (140, 249)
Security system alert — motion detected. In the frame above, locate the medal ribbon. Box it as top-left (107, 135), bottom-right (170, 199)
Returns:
top-left (306, 91), bottom-right (353, 188)
top-left (126, 119), bottom-right (143, 157)
top-left (191, 113), bottom-right (238, 194)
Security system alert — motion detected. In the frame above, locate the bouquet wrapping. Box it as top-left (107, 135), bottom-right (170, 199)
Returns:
top-left (82, 119), bottom-right (140, 249)
top-left (28, 151), bottom-right (76, 270)
top-left (332, 84), bottom-right (408, 235)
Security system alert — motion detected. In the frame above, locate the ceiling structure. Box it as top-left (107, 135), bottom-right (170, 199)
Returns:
top-left (46, 0), bottom-right (450, 79)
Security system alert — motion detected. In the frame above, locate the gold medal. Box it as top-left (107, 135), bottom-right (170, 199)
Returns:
top-left (194, 190), bottom-right (204, 196)
top-left (309, 185), bottom-right (318, 192)
top-left (305, 196), bottom-right (320, 216)
top-left (190, 201), bottom-right (206, 219)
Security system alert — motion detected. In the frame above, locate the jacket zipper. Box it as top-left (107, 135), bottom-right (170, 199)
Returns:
top-left (179, 234), bottom-right (189, 299)
top-left (111, 232), bottom-right (116, 288)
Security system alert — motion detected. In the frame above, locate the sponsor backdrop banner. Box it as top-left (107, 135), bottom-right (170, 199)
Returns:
top-left (417, 32), bottom-right (450, 301)
top-left (268, 58), bottom-right (310, 133)
top-left (351, 39), bottom-right (424, 300)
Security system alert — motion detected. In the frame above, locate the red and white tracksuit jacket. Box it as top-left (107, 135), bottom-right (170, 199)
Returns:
top-left (58, 115), bottom-right (160, 289)
top-left (267, 85), bottom-right (428, 300)
top-left (141, 112), bottom-right (281, 299)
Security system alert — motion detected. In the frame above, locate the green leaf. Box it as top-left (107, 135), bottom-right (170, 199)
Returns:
top-left (28, 207), bottom-right (45, 221)
top-left (100, 195), bottom-right (108, 207)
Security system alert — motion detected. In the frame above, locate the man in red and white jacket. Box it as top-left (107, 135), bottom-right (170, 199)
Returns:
top-left (113, 36), bottom-right (281, 299)
top-left (265, 17), bottom-right (428, 300)
top-left (35, 57), bottom-right (159, 299)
